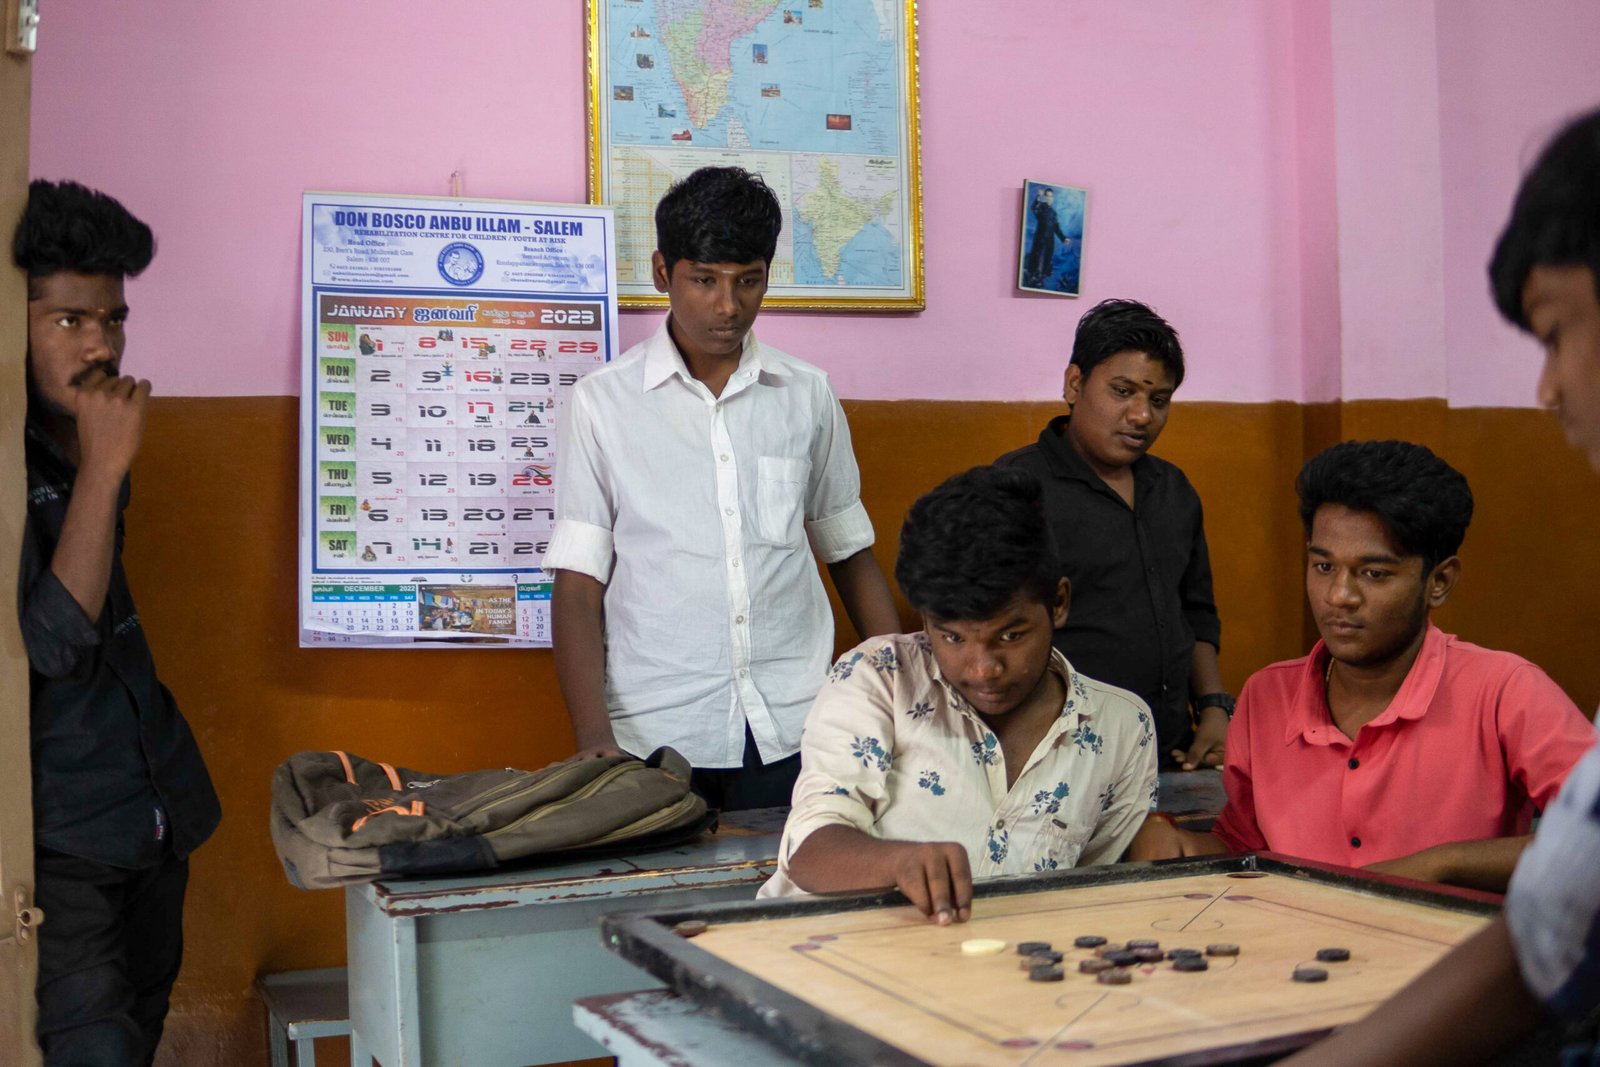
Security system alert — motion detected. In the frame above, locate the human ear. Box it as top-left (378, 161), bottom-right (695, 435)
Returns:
top-left (651, 251), bottom-right (670, 293)
top-left (1426, 557), bottom-right (1461, 608)
top-left (1063, 364), bottom-right (1083, 406)
top-left (1051, 577), bottom-right (1071, 628)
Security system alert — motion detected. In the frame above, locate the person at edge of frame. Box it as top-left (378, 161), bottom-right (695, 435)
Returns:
top-left (543, 166), bottom-right (900, 812)
top-left (1281, 104), bottom-right (1600, 1066)
top-left (1129, 439), bottom-right (1592, 894)
top-left (996, 298), bottom-right (1230, 771)
top-left (758, 465), bottom-right (1165, 922)
top-left (16, 179), bottom-right (221, 1066)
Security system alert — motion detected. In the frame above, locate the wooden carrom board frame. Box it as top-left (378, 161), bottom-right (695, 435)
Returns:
top-left (599, 854), bottom-right (1500, 1067)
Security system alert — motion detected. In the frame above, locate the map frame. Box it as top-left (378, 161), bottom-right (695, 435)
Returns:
top-left (586, 0), bottom-right (925, 311)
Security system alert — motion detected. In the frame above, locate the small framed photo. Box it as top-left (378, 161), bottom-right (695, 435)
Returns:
top-left (1017, 179), bottom-right (1086, 296)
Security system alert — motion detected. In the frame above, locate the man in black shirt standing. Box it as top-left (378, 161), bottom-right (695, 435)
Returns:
top-left (997, 299), bottom-right (1229, 770)
top-left (15, 180), bottom-right (220, 1065)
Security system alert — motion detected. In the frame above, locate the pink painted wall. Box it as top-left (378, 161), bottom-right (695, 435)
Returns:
top-left (30, 0), bottom-right (1306, 403)
top-left (27, 2), bottom-right (1600, 405)
top-left (1437, 0), bottom-right (1600, 409)
top-left (1330, 0), bottom-right (1449, 402)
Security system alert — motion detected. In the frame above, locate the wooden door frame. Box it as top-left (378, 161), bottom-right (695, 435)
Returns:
top-left (0, 31), bottom-right (40, 1067)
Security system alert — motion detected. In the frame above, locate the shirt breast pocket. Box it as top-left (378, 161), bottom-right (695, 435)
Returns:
top-left (1031, 817), bottom-right (1096, 872)
top-left (755, 456), bottom-right (811, 546)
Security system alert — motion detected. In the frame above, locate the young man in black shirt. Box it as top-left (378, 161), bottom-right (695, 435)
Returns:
top-left (997, 299), bottom-right (1228, 770)
top-left (16, 180), bottom-right (220, 1066)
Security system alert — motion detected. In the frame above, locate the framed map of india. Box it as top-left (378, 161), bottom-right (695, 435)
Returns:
top-left (587, 0), bottom-right (924, 310)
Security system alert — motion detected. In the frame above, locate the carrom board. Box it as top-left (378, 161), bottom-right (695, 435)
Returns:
top-left (600, 854), bottom-right (1499, 1066)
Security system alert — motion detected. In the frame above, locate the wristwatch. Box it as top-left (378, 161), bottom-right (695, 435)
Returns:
top-left (1194, 692), bottom-right (1236, 719)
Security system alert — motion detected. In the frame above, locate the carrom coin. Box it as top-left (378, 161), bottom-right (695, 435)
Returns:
top-left (1126, 939), bottom-right (1160, 950)
top-left (672, 920), bottom-right (708, 938)
top-left (1293, 966), bottom-right (1330, 983)
top-left (1206, 943), bottom-right (1240, 957)
top-left (1132, 947), bottom-right (1164, 963)
top-left (1097, 968), bottom-right (1133, 985)
top-left (1167, 948), bottom-right (1202, 959)
top-left (1016, 941), bottom-right (1052, 956)
top-left (1172, 956), bottom-right (1209, 973)
top-left (1078, 958), bottom-right (1114, 974)
top-left (960, 938), bottom-right (1008, 957)
top-left (1074, 935), bottom-right (1108, 949)
top-left (1029, 964), bottom-right (1065, 982)
top-left (1316, 947), bottom-right (1351, 962)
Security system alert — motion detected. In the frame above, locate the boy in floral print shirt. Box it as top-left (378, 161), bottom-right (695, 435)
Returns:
top-left (759, 466), bottom-right (1163, 922)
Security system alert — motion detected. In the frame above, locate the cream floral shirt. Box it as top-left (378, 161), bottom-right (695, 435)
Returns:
top-left (760, 633), bottom-right (1158, 898)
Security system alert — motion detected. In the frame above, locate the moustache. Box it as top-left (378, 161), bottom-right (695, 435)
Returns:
top-left (69, 364), bottom-right (115, 386)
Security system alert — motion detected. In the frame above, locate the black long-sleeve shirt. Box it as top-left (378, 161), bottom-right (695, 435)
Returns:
top-left (997, 416), bottom-right (1222, 758)
top-left (20, 418), bottom-right (220, 868)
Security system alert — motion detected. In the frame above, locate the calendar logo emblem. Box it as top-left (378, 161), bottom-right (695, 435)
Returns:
top-left (438, 243), bottom-right (485, 287)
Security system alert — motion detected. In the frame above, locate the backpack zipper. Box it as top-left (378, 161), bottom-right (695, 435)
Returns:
top-left (469, 759), bottom-right (599, 820)
top-left (581, 793), bottom-right (703, 846)
top-left (484, 761), bottom-right (642, 838)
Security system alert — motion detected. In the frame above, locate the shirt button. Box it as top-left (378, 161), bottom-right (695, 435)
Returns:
top-left (732, 558), bottom-right (741, 568)
top-left (995, 818), bottom-right (1005, 829)
top-left (719, 453), bottom-right (730, 462)
top-left (724, 507), bottom-right (735, 516)
top-left (735, 615), bottom-right (745, 624)
top-left (1348, 757), bottom-right (1359, 770)
top-left (738, 669), bottom-right (748, 679)
top-left (1350, 836), bottom-right (1361, 848)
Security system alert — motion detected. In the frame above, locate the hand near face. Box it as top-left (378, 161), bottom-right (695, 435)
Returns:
top-left (74, 366), bottom-right (150, 479)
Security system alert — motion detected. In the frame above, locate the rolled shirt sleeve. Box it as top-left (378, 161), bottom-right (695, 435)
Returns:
top-left (774, 652), bottom-right (898, 865)
top-left (802, 382), bottom-right (875, 565)
top-left (18, 521), bottom-right (101, 679)
top-left (543, 384), bottom-right (618, 583)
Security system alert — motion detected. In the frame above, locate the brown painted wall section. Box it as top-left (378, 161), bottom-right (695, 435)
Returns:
top-left (130, 396), bottom-right (1600, 1063)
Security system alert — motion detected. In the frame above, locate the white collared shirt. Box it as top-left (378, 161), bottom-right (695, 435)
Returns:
top-left (760, 634), bottom-right (1159, 898)
top-left (544, 318), bottom-right (875, 767)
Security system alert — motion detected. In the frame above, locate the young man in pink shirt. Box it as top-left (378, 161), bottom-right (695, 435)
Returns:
top-left (1132, 439), bottom-right (1592, 891)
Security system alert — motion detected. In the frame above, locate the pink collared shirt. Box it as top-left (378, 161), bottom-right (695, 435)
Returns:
top-left (1213, 625), bottom-right (1592, 867)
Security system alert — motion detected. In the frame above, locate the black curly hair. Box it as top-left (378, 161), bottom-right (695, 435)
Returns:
top-left (1069, 298), bottom-right (1185, 389)
top-left (1296, 440), bottom-right (1474, 574)
top-left (895, 465), bottom-right (1061, 621)
top-left (1489, 106), bottom-right (1600, 331)
top-left (654, 166), bottom-right (782, 275)
top-left (14, 180), bottom-right (154, 298)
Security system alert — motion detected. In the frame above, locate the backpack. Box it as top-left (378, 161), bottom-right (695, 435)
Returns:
top-left (269, 746), bottom-right (708, 889)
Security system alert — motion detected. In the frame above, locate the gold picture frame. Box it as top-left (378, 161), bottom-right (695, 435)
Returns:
top-left (586, 0), bottom-right (924, 311)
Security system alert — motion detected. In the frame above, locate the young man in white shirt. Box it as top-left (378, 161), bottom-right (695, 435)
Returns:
top-left (760, 466), bottom-right (1163, 920)
top-left (544, 167), bottom-right (899, 810)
